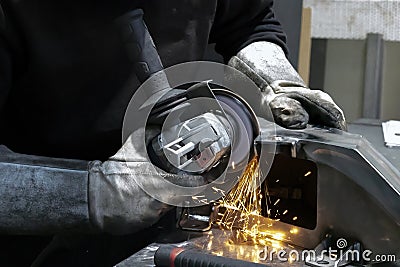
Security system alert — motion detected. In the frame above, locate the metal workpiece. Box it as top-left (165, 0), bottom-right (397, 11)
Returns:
top-left (257, 121), bottom-right (400, 258)
top-left (118, 123), bottom-right (400, 266)
top-left (117, 229), bottom-right (305, 267)
top-left (177, 121), bottom-right (400, 254)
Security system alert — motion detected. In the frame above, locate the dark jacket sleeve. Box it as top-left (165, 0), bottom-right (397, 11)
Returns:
top-left (0, 3), bottom-right (12, 113)
top-left (210, 0), bottom-right (288, 61)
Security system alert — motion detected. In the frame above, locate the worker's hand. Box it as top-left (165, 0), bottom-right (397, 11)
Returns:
top-left (88, 126), bottom-right (207, 235)
top-left (229, 41), bottom-right (346, 130)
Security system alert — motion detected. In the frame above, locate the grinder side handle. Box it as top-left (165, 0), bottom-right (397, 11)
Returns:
top-left (116, 9), bottom-right (165, 84)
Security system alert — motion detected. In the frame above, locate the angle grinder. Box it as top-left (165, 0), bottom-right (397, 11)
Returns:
top-left (117, 9), bottom-right (259, 177)
top-left (148, 82), bottom-right (259, 176)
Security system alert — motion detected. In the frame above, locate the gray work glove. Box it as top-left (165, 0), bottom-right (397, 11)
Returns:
top-left (229, 41), bottom-right (346, 130)
top-left (0, 128), bottom-right (205, 235)
top-left (88, 127), bottom-right (207, 235)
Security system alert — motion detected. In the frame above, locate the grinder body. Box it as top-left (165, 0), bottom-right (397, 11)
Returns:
top-left (117, 9), bottom-right (259, 177)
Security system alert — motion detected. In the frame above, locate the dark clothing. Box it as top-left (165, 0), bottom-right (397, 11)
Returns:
top-left (0, 0), bottom-right (287, 265)
top-left (0, 0), bottom-right (286, 160)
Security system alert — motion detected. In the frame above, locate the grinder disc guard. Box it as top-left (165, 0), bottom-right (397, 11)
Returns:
top-left (213, 89), bottom-right (260, 172)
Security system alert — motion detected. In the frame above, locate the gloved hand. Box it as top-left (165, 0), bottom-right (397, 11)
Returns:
top-left (228, 41), bottom-right (346, 130)
top-left (88, 126), bottom-right (207, 235)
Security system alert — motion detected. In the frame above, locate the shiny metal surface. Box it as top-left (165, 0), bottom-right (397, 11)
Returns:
top-left (116, 229), bottom-right (305, 267)
top-left (348, 121), bottom-right (400, 170)
top-left (256, 120), bottom-right (400, 259)
top-left (118, 122), bottom-right (400, 266)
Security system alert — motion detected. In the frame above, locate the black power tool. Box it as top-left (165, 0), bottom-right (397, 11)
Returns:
top-left (117, 9), bottom-right (259, 176)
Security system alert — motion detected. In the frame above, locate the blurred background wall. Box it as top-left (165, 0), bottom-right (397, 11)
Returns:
top-left (304, 0), bottom-right (400, 122)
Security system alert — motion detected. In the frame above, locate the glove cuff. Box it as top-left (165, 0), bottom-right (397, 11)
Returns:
top-left (228, 41), bottom-right (307, 93)
top-left (88, 160), bottom-right (172, 235)
top-left (0, 145), bottom-right (94, 234)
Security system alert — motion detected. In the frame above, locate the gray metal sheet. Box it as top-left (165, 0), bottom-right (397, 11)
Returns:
top-left (348, 123), bottom-right (400, 170)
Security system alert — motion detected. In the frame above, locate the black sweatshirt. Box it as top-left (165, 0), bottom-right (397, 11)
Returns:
top-left (0, 0), bottom-right (287, 160)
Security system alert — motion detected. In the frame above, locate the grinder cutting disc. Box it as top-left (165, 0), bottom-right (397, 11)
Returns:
top-left (212, 89), bottom-right (260, 170)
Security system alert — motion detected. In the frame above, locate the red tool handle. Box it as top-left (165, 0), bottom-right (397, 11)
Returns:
top-left (154, 245), bottom-right (269, 267)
